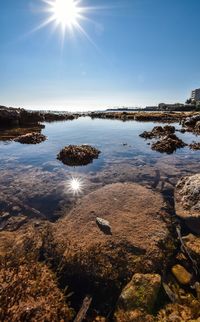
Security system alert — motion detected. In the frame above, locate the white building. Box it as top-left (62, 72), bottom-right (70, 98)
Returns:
top-left (191, 88), bottom-right (200, 101)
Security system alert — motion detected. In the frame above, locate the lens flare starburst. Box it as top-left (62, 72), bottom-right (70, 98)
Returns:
top-left (41, 0), bottom-right (86, 34)
top-left (66, 176), bottom-right (84, 196)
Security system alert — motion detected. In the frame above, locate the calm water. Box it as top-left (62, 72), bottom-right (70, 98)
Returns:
top-left (0, 117), bottom-right (199, 220)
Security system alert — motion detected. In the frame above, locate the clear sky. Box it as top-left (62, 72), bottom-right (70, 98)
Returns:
top-left (1, 0), bottom-right (200, 111)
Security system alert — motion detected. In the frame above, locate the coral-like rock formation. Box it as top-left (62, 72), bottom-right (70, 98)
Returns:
top-left (151, 134), bottom-right (186, 154)
top-left (57, 144), bottom-right (100, 166)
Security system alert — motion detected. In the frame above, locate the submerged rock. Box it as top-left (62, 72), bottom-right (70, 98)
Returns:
top-left (53, 183), bottom-right (173, 305)
top-left (175, 174), bottom-right (200, 234)
top-left (57, 144), bottom-right (100, 166)
top-left (115, 273), bottom-right (161, 314)
top-left (151, 134), bottom-right (186, 154)
top-left (171, 264), bottom-right (192, 285)
top-left (15, 132), bottom-right (46, 144)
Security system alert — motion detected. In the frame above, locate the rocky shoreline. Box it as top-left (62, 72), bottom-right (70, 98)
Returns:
top-left (0, 106), bottom-right (200, 321)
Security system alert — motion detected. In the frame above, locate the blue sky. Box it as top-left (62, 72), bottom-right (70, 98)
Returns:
top-left (1, 0), bottom-right (200, 111)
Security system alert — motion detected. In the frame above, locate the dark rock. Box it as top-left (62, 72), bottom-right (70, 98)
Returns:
top-left (184, 115), bottom-right (200, 127)
top-left (175, 174), bottom-right (200, 234)
top-left (151, 134), bottom-right (186, 154)
top-left (140, 125), bottom-right (175, 139)
top-left (57, 145), bottom-right (100, 166)
top-left (189, 142), bottom-right (200, 150)
top-left (182, 234), bottom-right (200, 266)
top-left (15, 132), bottom-right (46, 144)
top-left (96, 217), bottom-right (112, 235)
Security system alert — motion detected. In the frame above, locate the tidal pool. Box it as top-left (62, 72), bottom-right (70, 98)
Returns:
top-left (0, 117), bottom-right (199, 222)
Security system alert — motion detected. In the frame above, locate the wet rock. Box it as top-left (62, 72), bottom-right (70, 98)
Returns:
top-left (15, 132), bottom-right (46, 144)
top-left (184, 114), bottom-right (200, 127)
top-left (189, 142), bottom-right (200, 150)
top-left (96, 217), bottom-right (112, 235)
top-left (171, 264), bottom-right (192, 285)
top-left (0, 106), bottom-right (21, 126)
top-left (43, 112), bottom-right (75, 122)
top-left (182, 234), bottom-right (200, 266)
top-left (57, 144), bottom-right (100, 166)
top-left (175, 174), bottom-right (200, 234)
top-left (54, 183), bottom-right (173, 305)
top-left (195, 121), bottom-right (200, 134)
top-left (151, 134), bottom-right (186, 154)
top-left (140, 125), bottom-right (175, 139)
top-left (116, 273), bottom-right (161, 313)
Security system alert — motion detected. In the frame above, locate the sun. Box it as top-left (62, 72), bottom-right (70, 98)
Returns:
top-left (52, 0), bottom-right (80, 28)
top-left (41, 0), bottom-right (85, 33)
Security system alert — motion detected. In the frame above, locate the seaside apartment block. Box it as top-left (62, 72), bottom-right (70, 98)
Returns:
top-left (191, 88), bottom-right (200, 101)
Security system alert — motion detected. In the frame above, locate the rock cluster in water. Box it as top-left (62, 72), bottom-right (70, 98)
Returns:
top-left (151, 133), bottom-right (187, 154)
top-left (57, 144), bottom-right (101, 166)
top-left (15, 132), bottom-right (47, 144)
top-left (139, 125), bottom-right (175, 139)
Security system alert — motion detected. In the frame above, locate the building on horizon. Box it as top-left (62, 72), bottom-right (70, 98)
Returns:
top-left (191, 88), bottom-right (200, 101)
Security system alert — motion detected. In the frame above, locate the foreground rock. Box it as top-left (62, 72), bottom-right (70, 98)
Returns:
top-left (0, 222), bottom-right (74, 322)
top-left (152, 134), bottom-right (186, 154)
top-left (53, 183), bottom-right (173, 308)
top-left (15, 132), bottom-right (46, 144)
top-left (115, 273), bottom-right (161, 320)
top-left (171, 264), bottom-right (192, 285)
top-left (140, 125), bottom-right (175, 139)
top-left (57, 145), bottom-right (100, 166)
top-left (183, 234), bottom-right (200, 266)
top-left (175, 174), bottom-right (200, 234)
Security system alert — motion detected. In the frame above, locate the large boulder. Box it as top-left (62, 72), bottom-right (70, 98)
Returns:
top-left (175, 174), bottom-right (200, 234)
top-left (53, 183), bottom-right (173, 300)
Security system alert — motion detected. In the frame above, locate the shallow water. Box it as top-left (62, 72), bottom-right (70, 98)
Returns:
top-left (0, 117), bottom-right (199, 221)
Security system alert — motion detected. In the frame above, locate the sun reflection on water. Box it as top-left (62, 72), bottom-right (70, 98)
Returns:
top-left (66, 176), bottom-right (84, 196)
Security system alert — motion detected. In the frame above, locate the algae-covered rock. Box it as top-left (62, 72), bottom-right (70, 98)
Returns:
top-left (115, 309), bottom-right (154, 322)
top-left (183, 234), bottom-right (200, 266)
top-left (15, 132), bottom-right (46, 144)
top-left (157, 303), bottom-right (199, 322)
top-left (175, 174), bottom-right (200, 234)
top-left (151, 134), bottom-right (186, 154)
top-left (171, 264), bottom-right (192, 285)
top-left (116, 273), bottom-right (161, 313)
top-left (140, 125), bottom-right (175, 139)
top-left (57, 144), bottom-right (100, 166)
